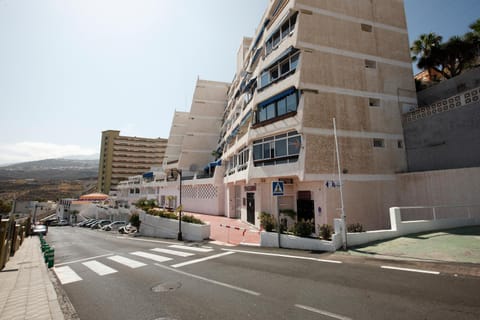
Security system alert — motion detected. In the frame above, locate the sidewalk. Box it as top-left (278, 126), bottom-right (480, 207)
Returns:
top-left (188, 212), bottom-right (261, 246)
top-left (0, 236), bottom-right (64, 320)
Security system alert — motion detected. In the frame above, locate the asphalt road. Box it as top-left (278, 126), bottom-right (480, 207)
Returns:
top-left (47, 227), bottom-right (480, 320)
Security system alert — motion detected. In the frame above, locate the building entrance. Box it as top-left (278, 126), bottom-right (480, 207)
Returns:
top-left (247, 193), bottom-right (255, 224)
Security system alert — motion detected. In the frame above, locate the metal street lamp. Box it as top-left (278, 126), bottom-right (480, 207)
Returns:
top-left (170, 169), bottom-right (183, 241)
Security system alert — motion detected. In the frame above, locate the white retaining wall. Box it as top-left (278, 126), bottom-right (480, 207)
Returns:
top-left (139, 211), bottom-right (210, 241)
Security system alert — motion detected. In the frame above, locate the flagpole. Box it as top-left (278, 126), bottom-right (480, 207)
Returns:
top-left (333, 118), bottom-right (347, 250)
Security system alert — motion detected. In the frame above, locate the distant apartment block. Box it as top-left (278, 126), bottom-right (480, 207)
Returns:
top-left (97, 130), bottom-right (167, 194)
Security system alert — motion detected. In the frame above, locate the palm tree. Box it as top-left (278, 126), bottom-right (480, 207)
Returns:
top-left (410, 33), bottom-right (443, 79)
top-left (437, 36), bottom-right (477, 78)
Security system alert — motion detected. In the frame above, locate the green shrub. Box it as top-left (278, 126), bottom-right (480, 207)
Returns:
top-left (129, 213), bottom-right (140, 229)
top-left (134, 198), bottom-right (158, 211)
top-left (347, 223), bottom-right (364, 233)
top-left (259, 212), bottom-right (276, 232)
top-left (293, 220), bottom-right (315, 237)
top-left (181, 215), bottom-right (204, 225)
top-left (319, 224), bottom-right (333, 240)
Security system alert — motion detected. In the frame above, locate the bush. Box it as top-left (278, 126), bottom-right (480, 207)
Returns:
top-left (319, 224), bottom-right (333, 240)
top-left (181, 215), bottom-right (204, 225)
top-left (134, 198), bottom-right (158, 211)
top-left (293, 220), bottom-right (315, 237)
top-left (129, 213), bottom-right (140, 229)
top-left (347, 223), bottom-right (364, 233)
top-left (259, 212), bottom-right (275, 232)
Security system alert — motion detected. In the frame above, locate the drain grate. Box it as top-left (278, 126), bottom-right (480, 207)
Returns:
top-left (151, 281), bottom-right (182, 293)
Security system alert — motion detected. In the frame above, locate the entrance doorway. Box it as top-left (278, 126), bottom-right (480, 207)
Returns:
top-left (297, 191), bottom-right (314, 221)
top-left (247, 193), bottom-right (255, 224)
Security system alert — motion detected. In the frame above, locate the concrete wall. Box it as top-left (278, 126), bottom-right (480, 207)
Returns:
top-left (396, 167), bottom-right (480, 208)
top-left (416, 67), bottom-right (480, 106)
top-left (404, 94), bottom-right (480, 172)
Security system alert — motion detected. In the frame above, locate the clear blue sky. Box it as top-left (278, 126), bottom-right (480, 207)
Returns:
top-left (0, 0), bottom-right (478, 165)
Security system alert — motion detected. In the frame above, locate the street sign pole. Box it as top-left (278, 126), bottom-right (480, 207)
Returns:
top-left (272, 181), bottom-right (284, 248)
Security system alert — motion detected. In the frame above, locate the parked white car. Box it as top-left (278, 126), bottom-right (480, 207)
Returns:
top-left (101, 221), bottom-right (126, 231)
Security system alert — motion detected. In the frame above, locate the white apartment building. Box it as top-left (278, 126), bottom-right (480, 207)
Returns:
top-left (118, 0), bottom-right (416, 231)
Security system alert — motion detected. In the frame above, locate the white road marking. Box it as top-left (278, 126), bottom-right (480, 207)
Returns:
top-left (169, 245), bottom-right (214, 253)
top-left (295, 304), bottom-right (353, 320)
top-left (116, 237), bottom-right (176, 245)
top-left (130, 251), bottom-right (173, 263)
top-left (221, 249), bottom-right (342, 264)
top-left (54, 253), bottom-right (114, 267)
top-left (54, 266), bottom-right (83, 284)
top-left (151, 248), bottom-right (195, 257)
top-left (171, 251), bottom-right (235, 268)
top-left (107, 255), bottom-right (147, 269)
top-left (82, 261), bottom-right (117, 276)
top-left (381, 265), bottom-right (440, 275)
top-left (154, 263), bottom-right (260, 296)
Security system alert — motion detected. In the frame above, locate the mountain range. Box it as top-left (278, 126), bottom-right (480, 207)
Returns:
top-left (0, 158), bottom-right (99, 181)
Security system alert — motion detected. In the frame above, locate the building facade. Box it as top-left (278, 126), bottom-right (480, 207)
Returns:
top-left (219, 0), bottom-right (416, 230)
top-left (97, 130), bottom-right (168, 194)
top-left (117, 0), bottom-right (417, 231)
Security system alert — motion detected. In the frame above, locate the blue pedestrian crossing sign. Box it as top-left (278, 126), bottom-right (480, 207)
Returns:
top-left (272, 181), bottom-right (284, 196)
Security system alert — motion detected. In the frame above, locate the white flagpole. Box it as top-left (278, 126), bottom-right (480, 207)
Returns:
top-left (333, 118), bottom-right (347, 250)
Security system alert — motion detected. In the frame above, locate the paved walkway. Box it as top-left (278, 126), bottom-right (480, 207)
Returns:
top-left (188, 212), bottom-right (261, 246)
top-left (0, 237), bottom-right (64, 320)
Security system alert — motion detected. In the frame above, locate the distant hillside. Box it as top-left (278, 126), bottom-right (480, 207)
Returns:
top-left (0, 158), bottom-right (99, 181)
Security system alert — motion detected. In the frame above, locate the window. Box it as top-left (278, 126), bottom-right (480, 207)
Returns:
top-left (265, 13), bottom-right (298, 55)
top-left (373, 139), bottom-right (385, 148)
top-left (361, 24), bottom-right (373, 32)
top-left (365, 60), bottom-right (377, 69)
top-left (369, 98), bottom-right (380, 107)
top-left (255, 88), bottom-right (299, 124)
top-left (259, 51), bottom-right (300, 89)
top-left (397, 140), bottom-right (403, 149)
top-left (253, 131), bottom-right (301, 166)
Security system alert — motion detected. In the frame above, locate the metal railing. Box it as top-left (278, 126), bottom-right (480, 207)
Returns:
top-left (399, 204), bottom-right (480, 222)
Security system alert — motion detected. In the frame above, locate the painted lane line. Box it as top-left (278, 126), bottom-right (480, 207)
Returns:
top-left (221, 249), bottom-right (342, 264)
top-left (169, 245), bottom-right (214, 253)
top-left (54, 253), bottom-right (114, 267)
top-left (151, 248), bottom-right (195, 257)
top-left (54, 266), bottom-right (83, 285)
top-left (171, 251), bottom-right (235, 268)
top-left (116, 237), bottom-right (177, 245)
top-left (82, 261), bottom-right (117, 276)
top-left (154, 263), bottom-right (260, 296)
top-left (295, 304), bottom-right (353, 320)
top-left (130, 251), bottom-right (172, 263)
top-left (381, 265), bottom-right (440, 275)
top-left (107, 255), bottom-right (147, 269)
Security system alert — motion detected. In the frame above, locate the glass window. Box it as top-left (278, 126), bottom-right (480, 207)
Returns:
top-left (260, 72), bottom-right (269, 88)
top-left (264, 142), bottom-right (273, 159)
top-left (277, 98), bottom-right (287, 116)
top-left (275, 139), bottom-right (287, 157)
top-left (281, 23), bottom-right (290, 38)
top-left (280, 59), bottom-right (290, 75)
top-left (273, 31), bottom-right (280, 47)
top-left (290, 14), bottom-right (297, 30)
top-left (259, 107), bottom-right (267, 122)
top-left (290, 53), bottom-right (299, 70)
top-left (266, 103), bottom-right (276, 119)
top-left (286, 93), bottom-right (297, 112)
top-left (253, 144), bottom-right (262, 160)
top-left (266, 40), bottom-right (273, 55)
top-left (288, 136), bottom-right (301, 155)
top-left (270, 66), bottom-right (279, 80)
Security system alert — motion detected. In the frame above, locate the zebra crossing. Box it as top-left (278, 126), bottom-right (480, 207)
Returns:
top-left (54, 245), bottom-right (216, 285)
